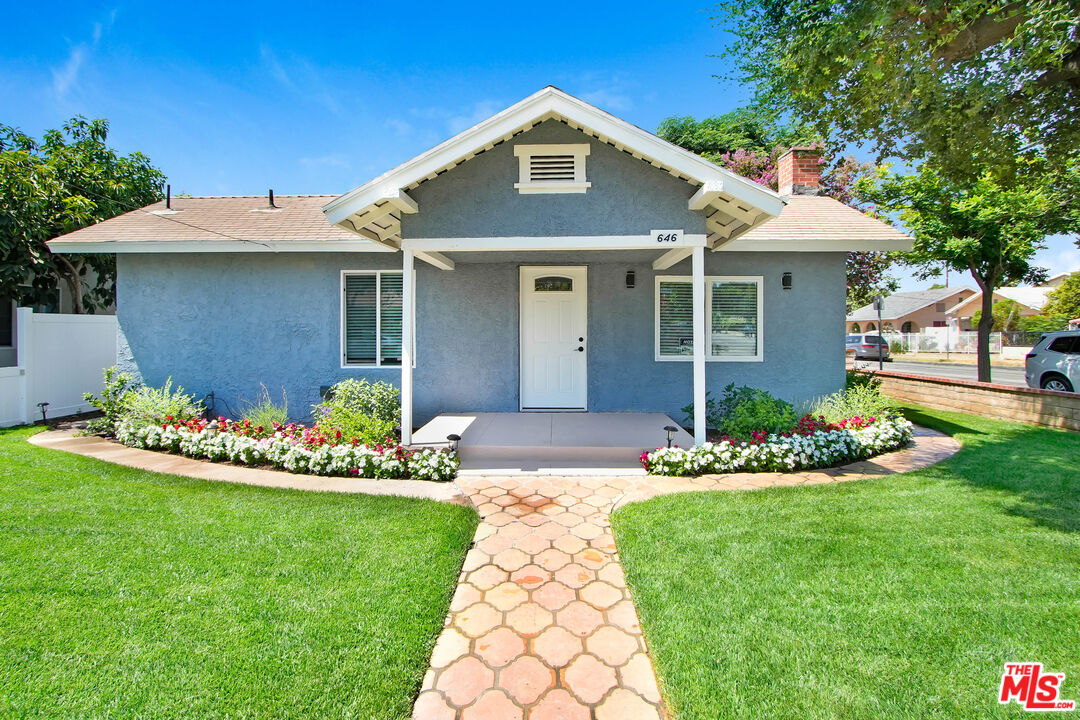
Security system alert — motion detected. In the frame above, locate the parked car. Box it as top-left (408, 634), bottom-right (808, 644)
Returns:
top-left (1025, 331), bottom-right (1080, 392)
top-left (845, 334), bottom-right (891, 361)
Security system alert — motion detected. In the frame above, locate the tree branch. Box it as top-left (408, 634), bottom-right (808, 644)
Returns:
top-left (937, 4), bottom-right (1026, 64)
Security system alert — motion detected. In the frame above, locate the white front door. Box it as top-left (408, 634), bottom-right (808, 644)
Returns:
top-left (520, 266), bottom-right (588, 410)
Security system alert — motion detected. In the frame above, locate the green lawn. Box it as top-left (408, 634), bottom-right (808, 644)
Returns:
top-left (0, 426), bottom-right (478, 720)
top-left (613, 406), bottom-right (1080, 719)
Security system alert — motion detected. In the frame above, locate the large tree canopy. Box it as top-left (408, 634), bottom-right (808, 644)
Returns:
top-left (856, 156), bottom-right (1077, 380)
top-left (1044, 271), bottom-right (1080, 319)
top-left (0, 117), bottom-right (165, 313)
top-left (714, 0), bottom-right (1080, 173)
top-left (658, 110), bottom-right (897, 310)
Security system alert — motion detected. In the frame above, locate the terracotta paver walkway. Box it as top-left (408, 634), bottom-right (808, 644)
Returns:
top-left (414, 427), bottom-right (959, 719)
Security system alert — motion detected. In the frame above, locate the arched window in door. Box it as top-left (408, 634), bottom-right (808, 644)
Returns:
top-left (901, 321), bottom-right (916, 333)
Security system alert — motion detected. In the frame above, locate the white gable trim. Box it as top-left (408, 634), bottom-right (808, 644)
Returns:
top-left (323, 87), bottom-right (784, 239)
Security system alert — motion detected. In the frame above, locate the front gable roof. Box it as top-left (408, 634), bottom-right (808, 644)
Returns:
top-left (323, 86), bottom-right (785, 249)
top-left (847, 286), bottom-right (975, 322)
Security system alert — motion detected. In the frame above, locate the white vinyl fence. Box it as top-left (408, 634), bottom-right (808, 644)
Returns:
top-left (0, 308), bottom-right (116, 427)
top-left (883, 328), bottom-right (1002, 355)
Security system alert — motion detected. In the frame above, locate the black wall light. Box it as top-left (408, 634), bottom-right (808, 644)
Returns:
top-left (625, 270), bottom-right (636, 289)
top-left (782, 272), bottom-right (793, 290)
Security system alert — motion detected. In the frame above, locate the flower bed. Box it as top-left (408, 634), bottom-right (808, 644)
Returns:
top-left (642, 414), bottom-right (913, 476)
top-left (115, 417), bottom-right (459, 482)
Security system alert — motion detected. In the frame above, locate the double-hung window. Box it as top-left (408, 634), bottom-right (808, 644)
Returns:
top-left (655, 275), bottom-right (763, 362)
top-left (341, 271), bottom-right (404, 367)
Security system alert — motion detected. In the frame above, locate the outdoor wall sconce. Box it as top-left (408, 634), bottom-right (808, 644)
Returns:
top-left (664, 425), bottom-right (678, 448)
top-left (447, 434), bottom-right (461, 452)
top-left (625, 270), bottom-right (636, 289)
top-left (782, 271), bottom-right (793, 290)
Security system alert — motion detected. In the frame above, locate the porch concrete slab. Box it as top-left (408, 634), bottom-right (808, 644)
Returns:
top-left (413, 413), bottom-right (693, 471)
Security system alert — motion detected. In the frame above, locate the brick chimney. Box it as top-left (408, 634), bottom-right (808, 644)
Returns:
top-left (777, 145), bottom-right (822, 196)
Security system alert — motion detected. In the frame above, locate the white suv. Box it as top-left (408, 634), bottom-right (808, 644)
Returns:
top-left (1025, 331), bottom-right (1080, 392)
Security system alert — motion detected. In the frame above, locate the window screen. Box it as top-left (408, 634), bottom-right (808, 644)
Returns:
top-left (657, 280), bottom-right (694, 357)
top-left (710, 280), bottom-right (759, 358)
top-left (343, 272), bottom-right (403, 366)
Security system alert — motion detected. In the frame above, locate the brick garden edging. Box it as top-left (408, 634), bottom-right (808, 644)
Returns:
top-left (867, 369), bottom-right (1080, 432)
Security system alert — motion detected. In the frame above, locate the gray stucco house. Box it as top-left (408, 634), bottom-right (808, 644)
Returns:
top-left (49, 87), bottom-right (910, 445)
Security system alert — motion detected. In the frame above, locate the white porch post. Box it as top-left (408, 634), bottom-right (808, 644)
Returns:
top-left (692, 246), bottom-right (706, 445)
top-left (401, 250), bottom-right (414, 446)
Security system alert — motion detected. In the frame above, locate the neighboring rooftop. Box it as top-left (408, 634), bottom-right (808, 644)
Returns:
top-left (947, 285), bottom-right (1054, 316)
top-left (847, 286), bottom-right (975, 322)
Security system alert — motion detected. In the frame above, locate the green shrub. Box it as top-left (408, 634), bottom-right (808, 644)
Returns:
top-left (846, 369), bottom-right (881, 392)
top-left (714, 384), bottom-right (798, 438)
top-left (240, 384), bottom-right (288, 429)
top-left (313, 379), bottom-right (400, 446)
top-left (810, 382), bottom-right (894, 424)
top-left (125, 378), bottom-right (204, 426)
top-left (686, 383), bottom-right (798, 438)
top-left (83, 366), bottom-right (138, 435)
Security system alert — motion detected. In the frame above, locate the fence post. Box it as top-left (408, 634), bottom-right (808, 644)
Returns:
top-left (14, 308), bottom-right (32, 425)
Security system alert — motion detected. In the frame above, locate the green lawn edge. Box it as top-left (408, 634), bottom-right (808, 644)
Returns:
top-left (0, 425), bottom-right (479, 720)
top-left (612, 405), bottom-right (1080, 720)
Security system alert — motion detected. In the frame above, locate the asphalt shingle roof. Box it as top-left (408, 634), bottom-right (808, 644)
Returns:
top-left (847, 287), bottom-right (975, 322)
top-left (47, 195), bottom-right (356, 245)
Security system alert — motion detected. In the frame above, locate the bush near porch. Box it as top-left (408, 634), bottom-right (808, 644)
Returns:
top-left (650, 377), bottom-right (910, 475)
top-left (86, 371), bottom-right (459, 482)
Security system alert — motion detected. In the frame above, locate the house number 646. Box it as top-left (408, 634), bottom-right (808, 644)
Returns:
top-left (653, 230), bottom-right (682, 243)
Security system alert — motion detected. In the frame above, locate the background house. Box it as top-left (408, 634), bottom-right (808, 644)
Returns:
top-left (846, 287), bottom-right (976, 333)
top-left (945, 278), bottom-right (1066, 329)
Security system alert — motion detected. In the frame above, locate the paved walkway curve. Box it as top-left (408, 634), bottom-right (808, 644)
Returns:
top-left (413, 426), bottom-right (960, 719)
top-left (26, 426), bottom-right (960, 719)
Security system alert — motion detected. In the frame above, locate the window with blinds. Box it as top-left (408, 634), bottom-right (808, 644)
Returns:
top-left (657, 280), bottom-right (694, 357)
top-left (655, 276), bottom-right (763, 361)
top-left (709, 280), bottom-right (760, 359)
top-left (342, 271), bottom-right (404, 366)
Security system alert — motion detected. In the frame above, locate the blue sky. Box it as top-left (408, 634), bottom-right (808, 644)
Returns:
top-left (2, 1), bottom-right (1077, 290)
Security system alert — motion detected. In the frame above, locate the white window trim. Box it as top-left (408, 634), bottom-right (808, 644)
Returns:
top-left (654, 274), bottom-right (765, 363)
top-left (339, 270), bottom-right (415, 369)
top-left (513, 143), bottom-right (591, 194)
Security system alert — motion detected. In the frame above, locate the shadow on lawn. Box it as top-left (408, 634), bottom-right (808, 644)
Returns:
top-left (903, 406), bottom-right (1080, 535)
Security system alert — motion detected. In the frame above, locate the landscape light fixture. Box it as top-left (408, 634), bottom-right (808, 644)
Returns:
top-left (664, 425), bottom-right (678, 448)
top-left (37, 402), bottom-right (49, 424)
top-left (447, 434), bottom-right (461, 452)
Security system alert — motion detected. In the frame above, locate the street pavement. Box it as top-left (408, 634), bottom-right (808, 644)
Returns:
top-left (857, 359), bottom-right (1028, 388)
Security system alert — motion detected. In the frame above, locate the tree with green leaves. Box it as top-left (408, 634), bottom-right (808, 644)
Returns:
top-left (856, 157), bottom-right (1077, 381)
top-left (0, 117), bottom-right (165, 313)
top-left (1044, 272), bottom-right (1080, 320)
top-left (713, 0), bottom-right (1080, 173)
top-left (658, 111), bottom-right (898, 310)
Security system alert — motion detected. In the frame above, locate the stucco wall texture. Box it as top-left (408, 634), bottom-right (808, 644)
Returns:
top-left (403, 120), bottom-right (707, 238)
top-left (116, 250), bottom-right (846, 425)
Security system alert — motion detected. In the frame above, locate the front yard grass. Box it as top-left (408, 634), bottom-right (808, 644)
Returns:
top-left (613, 406), bottom-right (1080, 719)
top-left (0, 426), bottom-right (478, 719)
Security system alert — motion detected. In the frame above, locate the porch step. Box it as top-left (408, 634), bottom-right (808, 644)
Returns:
top-left (412, 412), bottom-right (693, 473)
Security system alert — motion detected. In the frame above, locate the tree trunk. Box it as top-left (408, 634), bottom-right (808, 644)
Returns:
top-left (976, 285), bottom-right (995, 382)
top-left (54, 256), bottom-right (84, 314)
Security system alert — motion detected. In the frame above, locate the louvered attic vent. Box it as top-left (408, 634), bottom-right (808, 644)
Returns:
top-left (513, 144), bottom-right (591, 194)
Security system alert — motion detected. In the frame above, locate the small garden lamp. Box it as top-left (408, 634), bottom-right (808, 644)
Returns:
top-left (37, 402), bottom-right (49, 424)
top-left (664, 425), bottom-right (678, 448)
top-left (206, 419), bottom-right (219, 435)
top-left (446, 434), bottom-right (461, 452)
